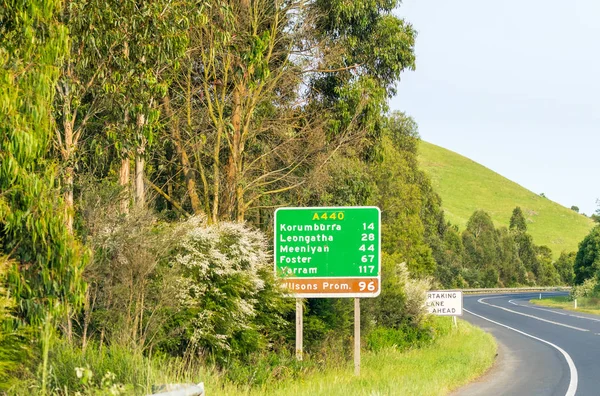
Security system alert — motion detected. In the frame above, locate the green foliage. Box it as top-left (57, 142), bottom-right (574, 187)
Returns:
top-left (555, 251), bottom-right (576, 285)
top-left (571, 278), bottom-right (598, 299)
top-left (433, 226), bottom-right (467, 288)
top-left (222, 349), bottom-right (315, 387)
top-left (87, 0), bottom-right (191, 157)
top-left (313, 154), bottom-right (374, 207)
top-left (11, 340), bottom-right (204, 395)
top-left (574, 226), bottom-right (600, 285)
top-left (513, 232), bottom-right (538, 281)
top-left (369, 113), bottom-right (437, 276)
top-left (0, 0), bottom-right (87, 325)
top-left (509, 207), bottom-right (528, 232)
top-left (434, 208), bottom-right (565, 288)
top-left (365, 323), bottom-right (435, 352)
top-left (0, 257), bottom-right (29, 390)
top-left (0, 0), bottom-right (502, 391)
top-left (363, 253), bottom-right (432, 335)
top-left (497, 227), bottom-right (526, 286)
top-left (309, 0), bottom-right (416, 160)
top-left (462, 211), bottom-right (498, 275)
top-left (264, 317), bottom-right (495, 396)
top-left (571, 206), bottom-right (580, 213)
top-left (363, 253), bottom-right (407, 330)
top-left (536, 245), bottom-right (560, 286)
top-left (419, 141), bottom-right (595, 257)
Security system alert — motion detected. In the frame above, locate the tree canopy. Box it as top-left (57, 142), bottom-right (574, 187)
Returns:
top-left (574, 226), bottom-right (600, 285)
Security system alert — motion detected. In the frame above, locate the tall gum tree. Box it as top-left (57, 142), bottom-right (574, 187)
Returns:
top-left (90, 0), bottom-right (190, 210)
top-left (0, 0), bottom-right (87, 333)
top-left (171, 0), bottom-right (416, 223)
top-left (55, 0), bottom-right (120, 230)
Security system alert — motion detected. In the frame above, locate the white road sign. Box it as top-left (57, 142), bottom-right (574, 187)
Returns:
top-left (426, 291), bottom-right (463, 316)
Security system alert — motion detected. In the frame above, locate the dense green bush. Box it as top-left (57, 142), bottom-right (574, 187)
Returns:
top-left (366, 324), bottom-right (433, 352)
top-left (574, 226), bottom-right (600, 285)
top-left (169, 217), bottom-right (293, 363)
top-left (366, 316), bottom-right (452, 352)
top-left (571, 278), bottom-right (598, 299)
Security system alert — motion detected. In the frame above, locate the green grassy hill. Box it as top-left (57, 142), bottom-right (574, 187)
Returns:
top-left (418, 141), bottom-right (594, 257)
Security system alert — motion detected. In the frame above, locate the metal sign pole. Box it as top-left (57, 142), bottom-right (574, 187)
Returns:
top-left (296, 298), bottom-right (303, 361)
top-left (354, 297), bottom-right (360, 376)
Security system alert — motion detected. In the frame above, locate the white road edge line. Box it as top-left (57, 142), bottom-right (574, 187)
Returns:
top-left (509, 298), bottom-right (600, 322)
top-left (464, 308), bottom-right (578, 396)
top-left (478, 297), bottom-right (589, 332)
top-left (508, 299), bottom-right (569, 316)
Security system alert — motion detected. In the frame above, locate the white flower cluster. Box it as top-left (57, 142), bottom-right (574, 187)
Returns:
top-left (396, 262), bottom-right (432, 326)
top-left (174, 217), bottom-right (271, 353)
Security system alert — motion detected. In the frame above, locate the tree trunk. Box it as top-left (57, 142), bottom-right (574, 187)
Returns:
top-left (65, 169), bottom-right (74, 232)
top-left (211, 125), bottom-right (222, 224)
top-left (226, 87), bottom-right (242, 220)
top-left (81, 287), bottom-right (93, 352)
top-left (61, 86), bottom-right (75, 234)
top-left (119, 158), bottom-right (130, 214)
top-left (65, 304), bottom-right (73, 343)
top-left (135, 154), bottom-right (145, 207)
top-left (164, 95), bottom-right (202, 214)
top-left (135, 113), bottom-right (146, 207)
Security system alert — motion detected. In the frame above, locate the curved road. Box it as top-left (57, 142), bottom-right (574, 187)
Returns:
top-left (457, 292), bottom-right (600, 396)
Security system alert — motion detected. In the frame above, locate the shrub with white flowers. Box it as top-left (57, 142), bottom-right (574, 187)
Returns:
top-left (174, 217), bottom-right (285, 360)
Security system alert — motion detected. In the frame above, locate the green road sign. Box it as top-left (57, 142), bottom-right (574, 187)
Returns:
top-left (274, 206), bottom-right (381, 298)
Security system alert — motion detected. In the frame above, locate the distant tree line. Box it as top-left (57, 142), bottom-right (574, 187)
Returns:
top-left (430, 207), bottom-right (574, 288)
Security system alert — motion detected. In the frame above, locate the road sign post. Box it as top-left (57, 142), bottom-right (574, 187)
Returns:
top-left (354, 297), bottom-right (360, 376)
top-left (274, 207), bottom-right (381, 371)
top-left (296, 298), bottom-right (303, 360)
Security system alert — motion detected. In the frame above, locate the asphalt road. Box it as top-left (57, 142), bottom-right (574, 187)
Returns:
top-left (457, 292), bottom-right (600, 396)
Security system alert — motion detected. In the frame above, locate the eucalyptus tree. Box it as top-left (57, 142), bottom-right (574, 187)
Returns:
top-left (174, 0), bottom-right (324, 223)
top-left (307, 0), bottom-right (417, 160)
top-left (0, 0), bottom-right (87, 330)
top-left (162, 0), bottom-right (418, 223)
top-left (77, 0), bottom-right (192, 210)
top-left (55, 0), bottom-right (119, 230)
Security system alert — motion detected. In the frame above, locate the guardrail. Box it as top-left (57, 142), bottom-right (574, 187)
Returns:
top-left (148, 383), bottom-right (204, 396)
top-left (460, 286), bottom-right (571, 295)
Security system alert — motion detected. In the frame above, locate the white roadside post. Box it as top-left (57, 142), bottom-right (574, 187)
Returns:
top-left (426, 291), bottom-right (463, 327)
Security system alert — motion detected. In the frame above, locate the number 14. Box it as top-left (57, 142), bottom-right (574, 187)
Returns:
top-left (363, 223), bottom-right (375, 230)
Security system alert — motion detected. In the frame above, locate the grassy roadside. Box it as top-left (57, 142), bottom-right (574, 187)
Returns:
top-left (10, 318), bottom-right (496, 395)
top-left (213, 317), bottom-right (496, 396)
top-left (530, 296), bottom-right (600, 315)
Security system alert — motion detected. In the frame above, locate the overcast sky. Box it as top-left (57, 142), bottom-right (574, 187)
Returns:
top-left (391, 0), bottom-right (600, 215)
